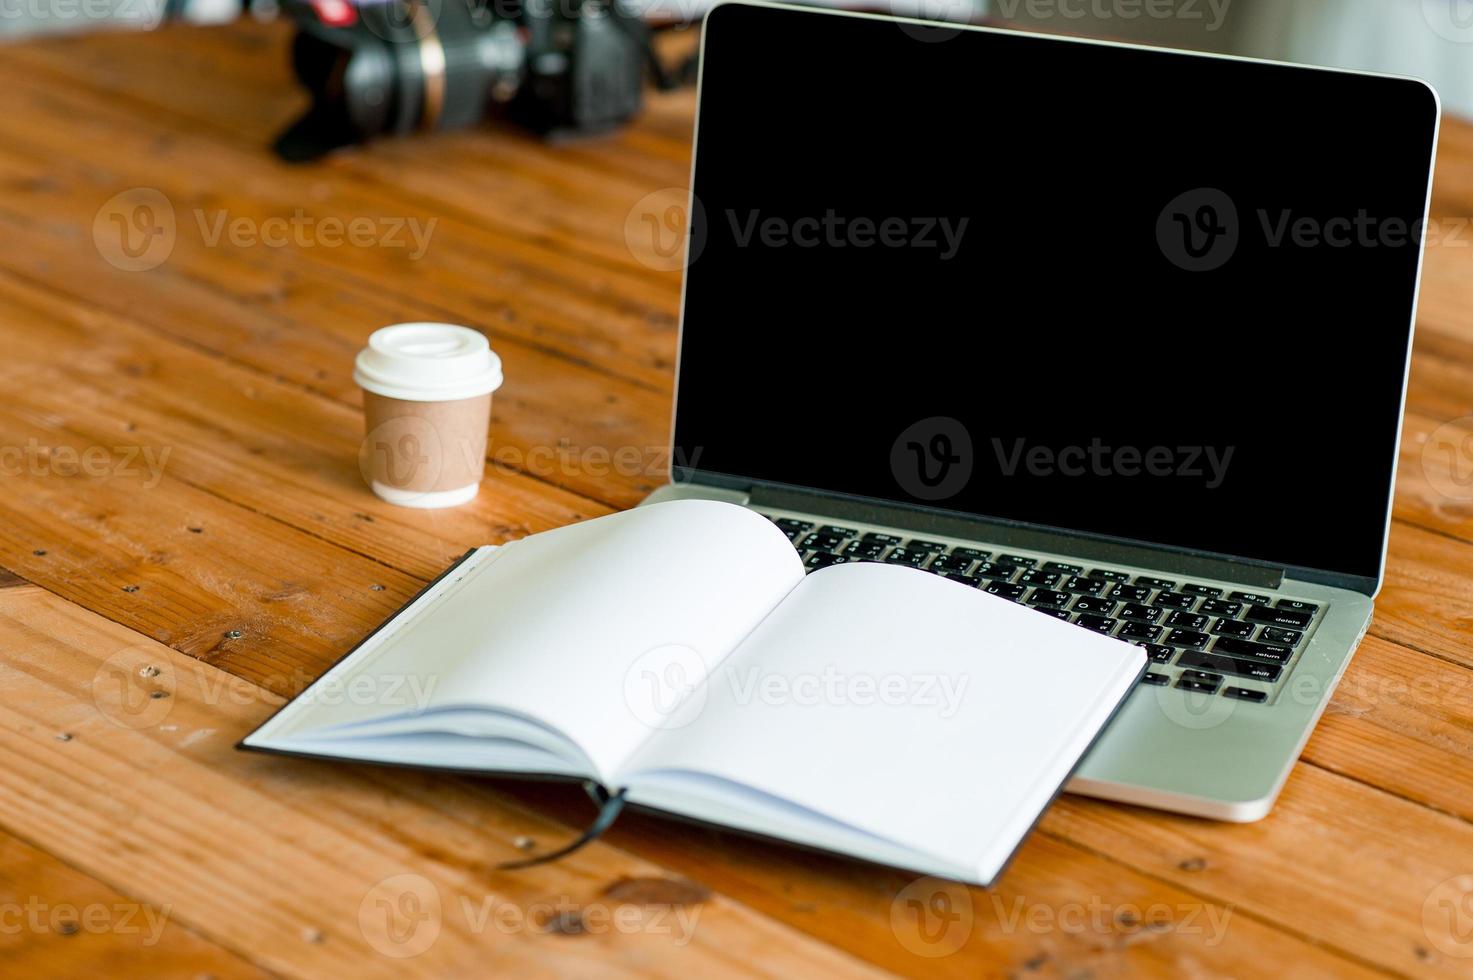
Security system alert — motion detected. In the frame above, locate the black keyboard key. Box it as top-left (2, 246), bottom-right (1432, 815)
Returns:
top-left (776, 518), bottom-right (814, 534)
top-left (934, 571), bottom-right (982, 588)
top-left (1222, 686), bottom-right (1268, 703)
top-left (1063, 576), bottom-right (1108, 595)
top-left (1139, 644), bottom-right (1176, 664)
top-left (1245, 606), bottom-right (1312, 629)
top-left (929, 553), bottom-right (977, 575)
top-left (1032, 607), bottom-right (1073, 621)
top-left (1211, 636), bottom-right (1292, 664)
top-left (985, 582), bottom-right (1027, 602)
top-left (1142, 672), bottom-right (1171, 686)
top-left (1118, 603), bottom-right (1162, 624)
top-left (1166, 629), bottom-right (1209, 649)
top-left (1110, 585), bottom-right (1153, 603)
top-left (884, 548), bottom-right (929, 566)
top-left (1181, 584), bottom-right (1222, 598)
top-left (1276, 599), bottom-right (1319, 615)
top-left (1043, 561), bottom-right (1085, 575)
top-left (1260, 627), bottom-right (1303, 647)
top-left (1119, 621), bottom-right (1162, 642)
top-left (799, 532), bottom-right (846, 553)
top-left (1177, 670), bottom-right (1223, 693)
top-left (819, 525), bottom-right (858, 538)
top-left (999, 555), bottom-right (1038, 568)
top-left (1072, 596), bottom-right (1118, 616)
top-left (1075, 614), bottom-right (1118, 635)
top-left (951, 547), bottom-right (990, 562)
top-left (1135, 576), bottom-right (1177, 591)
top-left (863, 532), bottom-right (904, 546)
top-left (1017, 569), bottom-right (1060, 587)
top-left (1199, 599), bottom-right (1243, 618)
top-left (1212, 618), bottom-right (1256, 638)
top-left (1092, 569), bottom-right (1132, 583)
top-left (804, 553), bottom-right (850, 570)
top-left (974, 562), bottom-right (1017, 581)
top-left (843, 539), bottom-right (889, 560)
top-left (1164, 611), bottom-right (1208, 631)
top-left (1177, 651), bottom-right (1282, 683)
top-left (1229, 591), bottom-right (1274, 606)
top-left (1028, 590), bottom-right (1072, 608)
top-left (906, 539), bottom-right (947, 554)
top-left (1153, 592), bottom-right (1197, 611)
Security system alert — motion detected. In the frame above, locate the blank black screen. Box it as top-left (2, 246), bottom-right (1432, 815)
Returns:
top-left (673, 3), bottom-right (1438, 581)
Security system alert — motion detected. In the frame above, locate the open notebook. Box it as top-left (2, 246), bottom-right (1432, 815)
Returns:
top-left (240, 500), bottom-right (1144, 885)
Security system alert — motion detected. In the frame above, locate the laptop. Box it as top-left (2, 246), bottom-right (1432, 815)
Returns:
top-left (641, 0), bottom-right (1441, 821)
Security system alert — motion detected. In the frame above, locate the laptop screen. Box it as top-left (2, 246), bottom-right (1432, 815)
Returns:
top-left (672, 2), bottom-right (1438, 584)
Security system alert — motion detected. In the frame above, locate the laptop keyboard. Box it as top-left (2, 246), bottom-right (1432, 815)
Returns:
top-left (760, 512), bottom-right (1328, 706)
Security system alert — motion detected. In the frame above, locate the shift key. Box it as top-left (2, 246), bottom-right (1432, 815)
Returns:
top-left (1177, 650), bottom-right (1282, 682)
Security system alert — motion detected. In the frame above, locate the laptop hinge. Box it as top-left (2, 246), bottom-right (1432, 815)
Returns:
top-left (745, 481), bottom-right (1286, 590)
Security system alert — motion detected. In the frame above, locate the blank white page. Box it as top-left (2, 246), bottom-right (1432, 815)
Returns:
top-left (622, 561), bottom-right (1144, 880)
top-left (256, 500), bottom-right (805, 784)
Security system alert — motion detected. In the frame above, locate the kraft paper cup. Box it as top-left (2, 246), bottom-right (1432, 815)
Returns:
top-left (353, 323), bottom-right (503, 509)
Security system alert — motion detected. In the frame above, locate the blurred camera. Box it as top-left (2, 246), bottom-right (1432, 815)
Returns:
top-left (274, 0), bottom-right (649, 160)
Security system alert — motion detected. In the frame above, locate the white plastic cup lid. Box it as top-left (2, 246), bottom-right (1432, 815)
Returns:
top-left (353, 323), bottom-right (504, 402)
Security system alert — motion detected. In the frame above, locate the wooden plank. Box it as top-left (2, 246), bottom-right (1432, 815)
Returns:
top-left (0, 267), bottom-right (606, 583)
top-left (0, 582), bottom-right (880, 978)
top-left (0, 828), bottom-right (272, 978)
top-left (0, 580), bottom-right (1379, 979)
top-left (1040, 763), bottom-right (1473, 978)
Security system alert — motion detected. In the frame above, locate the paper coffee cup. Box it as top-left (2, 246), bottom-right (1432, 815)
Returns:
top-left (353, 323), bottom-right (503, 509)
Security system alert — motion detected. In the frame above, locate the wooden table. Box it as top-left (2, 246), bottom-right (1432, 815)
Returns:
top-left (3, 20), bottom-right (1473, 979)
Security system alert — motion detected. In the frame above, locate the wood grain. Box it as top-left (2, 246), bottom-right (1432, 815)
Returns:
top-left (0, 16), bottom-right (1469, 979)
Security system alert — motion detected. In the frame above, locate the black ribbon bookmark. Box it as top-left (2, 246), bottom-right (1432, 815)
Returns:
top-left (496, 782), bottom-right (627, 871)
